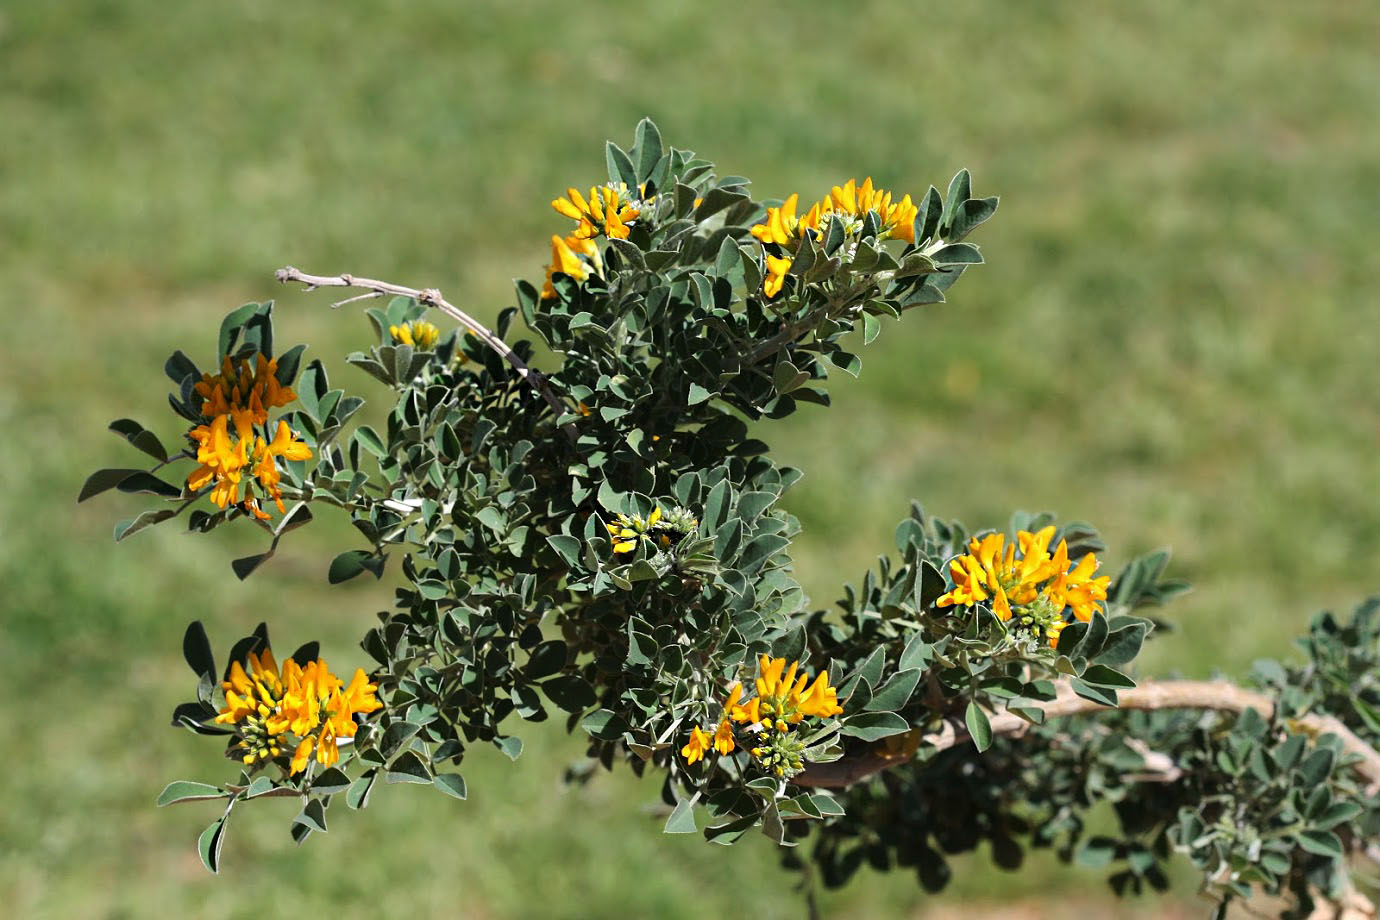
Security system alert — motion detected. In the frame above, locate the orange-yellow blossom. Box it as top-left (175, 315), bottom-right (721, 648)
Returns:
top-left (681, 725), bottom-right (711, 765)
top-left (551, 185), bottom-right (641, 240)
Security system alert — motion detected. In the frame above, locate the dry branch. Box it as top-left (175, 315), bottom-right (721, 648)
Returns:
top-left (796, 679), bottom-right (1380, 792)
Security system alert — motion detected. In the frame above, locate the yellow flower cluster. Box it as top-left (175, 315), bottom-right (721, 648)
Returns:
top-left (681, 655), bottom-right (843, 777)
top-left (750, 178), bottom-right (920, 297)
top-left (186, 355), bottom-right (312, 518)
top-left (936, 527), bottom-right (1112, 648)
top-left (540, 183), bottom-right (651, 301)
top-left (551, 184), bottom-right (642, 240)
top-left (607, 505), bottom-right (662, 554)
top-left (605, 504), bottom-right (699, 555)
top-left (214, 645), bottom-right (383, 776)
top-left (389, 320), bottom-right (440, 349)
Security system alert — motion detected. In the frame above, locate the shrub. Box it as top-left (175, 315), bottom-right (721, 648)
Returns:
top-left (84, 120), bottom-right (1380, 917)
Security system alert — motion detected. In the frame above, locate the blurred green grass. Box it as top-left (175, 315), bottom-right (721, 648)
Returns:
top-left (4, 0), bottom-right (1378, 916)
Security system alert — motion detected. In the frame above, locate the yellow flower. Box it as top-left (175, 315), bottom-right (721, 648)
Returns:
top-left (278, 658), bottom-right (383, 776)
top-left (215, 648), bottom-right (291, 766)
top-left (750, 193), bottom-right (801, 247)
top-left (389, 320), bottom-right (440, 349)
top-left (187, 414), bottom-right (249, 508)
top-left (540, 233), bottom-right (598, 300)
top-left (605, 505), bottom-right (661, 555)
top-left (215, 645), bottom-right (382, 775)
top-left (936, 527), bottom-right (1112, 647)
top-left (194, 354), bottom-right (296, 425)
top-left (681, 725), bottom-right (711, 765)
top-left (552, 184), bottom-right (643, 240)
top-left (712, 718), bottom-right (735, 756)
top-left (763, 254), bottom-right (793, 298)
top-left (731, 655), bottom-right (844, 726)
top-left (250, 420), bottom-right (312, 514)
top-left (937, 529), bottom-right (1058, 620)
top-left (749, 178), bottom-right (920, 294)
top-left (1045, 541), bottom-right (1111, 623)
top-left (185, 352), bottom-right (311, 518)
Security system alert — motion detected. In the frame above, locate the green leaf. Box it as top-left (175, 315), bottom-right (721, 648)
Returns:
top-left (353, 425), bottom-right (386, 458)
top-left (965, 702), bottom-right (993, 752)
top-left (947, 196), bottom-right (999, 242)
top-left (917, 185), bottom-right (944, 242)
top-left (78, 467), bottom-right (144, 503)
top-left (1070, 679), bottom-right (1118, 707)
top-left (108, 419), bottom-right (170, 462)
top-left (1297, 748), bottom-right (1335, 786)
top-left (862, 312), bottom-right (881, 345)
top-left (433, 773), bottom-right (467, 800)
top-left (687, 383), bottom-right (711, 405)
top-left (942, 169), bottom-right (972, 234)
top-left (115, 471), bottom-right (184, 498)
top-left (244, 776), bottom-right (276, 798)
top-left (864, 669), bottom-right (921, 712)
top-left (605, 141), bottom-right (637, 190)
top-left (546, 534), bottom-right (582, 567)
top-left (312, 768), bottom-right (352, 795)
top-left (217, 301), bottom-right (265, 360)
top-left (379, 721), bottom-right (421, 760)
top-left (773, 360), bottom-right (808, 394)
top-left (181, 621), bottom-right (216, 679)
top-left (840, 711), bottom-right (910, 741)
top-left (345, 772), bottom-right (377, 810)
top-left (293, 798), bottom-right (328, 833)
top-left (633, 117), bottom-right (663, 185)
top-left (385, 750), bottom-right (432, 784)
top-left (114, 508), bottom-right (178, 541)
top-left (931, 243), bottom-right (983, 265)
top-left (829, 350), bottom-right (862, 377)
top-left (899, 632), bottom-right (932, 671)
top-left (1080, 664), bottom-right (1137, 689)
top-left (543, 674), bottom-right (595, 712)
top-left (1295, 829), bottom-right (1343, 859)
top-left (328, 550), bottom-right (373, 584)
top-left (713, 235), bottom-right (740, 278)
top-left (197, 816), bottom-right (228, 874)
top-left (164, 349), bottom-right (199, 385)
top-left (231, 551), bottom-right (274, 581)
top-left (156, 781), bottom-right (226, 807)
top-left (665, 799), bottom-right (697, 834)
top-left (1096, 622), bottom-right (1149, 667)
top-left (1353, 698), bottom-right (1380, 734)
top-left (523, 640), bottom-right (568, 680)
top-left (494, 736), bottom-right (524, 761)
top-left (1070, 612), bottom-right (1109, 660)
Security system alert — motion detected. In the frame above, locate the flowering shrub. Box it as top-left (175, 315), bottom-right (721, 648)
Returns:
top-left (84, 121), bottom-right (1380, 917)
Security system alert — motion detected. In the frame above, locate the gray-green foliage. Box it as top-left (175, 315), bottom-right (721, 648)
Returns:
top-left (86, 121), bottom-right (1379, 914)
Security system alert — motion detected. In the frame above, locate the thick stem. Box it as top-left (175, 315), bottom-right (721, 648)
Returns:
top-left (795, 679), bottom-right (1380, 791)
top-left (275, 266), bottom-right (578, 442)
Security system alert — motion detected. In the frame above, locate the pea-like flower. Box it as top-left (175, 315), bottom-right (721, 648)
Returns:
top-left (214, 645), bottom-right (383, 776)
top-left (936, 527), bottom-right (1111, 648)
top-left (389, 320), bottom-right (440, 350)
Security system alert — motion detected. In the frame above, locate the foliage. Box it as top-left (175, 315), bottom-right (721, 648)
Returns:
top-left (85, 121), bottom-right (1380, 914)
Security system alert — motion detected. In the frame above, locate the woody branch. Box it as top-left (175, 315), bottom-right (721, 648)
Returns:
top-left (796, 678), bottom-right (1380, 793)
top-left (275, 266), bottom-right (578, 441)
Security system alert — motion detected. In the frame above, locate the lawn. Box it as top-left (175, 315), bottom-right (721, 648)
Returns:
top-left (4, 1), bottom-right (1378, 916)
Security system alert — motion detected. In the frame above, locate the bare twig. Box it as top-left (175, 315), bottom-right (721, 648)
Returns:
top-left (330, 290), bottom-right (384, 309)
top-left (796, 679), bottom-right (1380, 792)
top-left (275, 266), bottom-right (577, 441)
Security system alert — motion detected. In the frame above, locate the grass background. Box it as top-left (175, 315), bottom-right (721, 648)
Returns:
top-left (4, 1), bottom-right (1378, 916)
